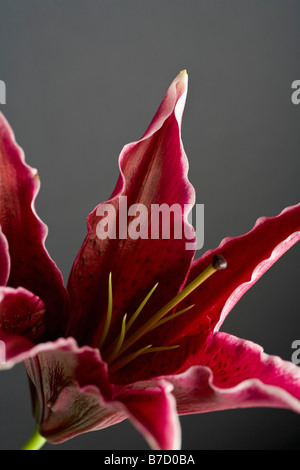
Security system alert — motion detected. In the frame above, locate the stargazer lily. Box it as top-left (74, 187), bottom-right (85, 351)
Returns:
top-left (1, 71), bottom-right (300, 451)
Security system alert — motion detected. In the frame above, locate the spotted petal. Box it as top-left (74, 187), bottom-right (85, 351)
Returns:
top-left (165, 203), bottom-right (300, 343)
top-left (166, 332), bottom-right (300, 416)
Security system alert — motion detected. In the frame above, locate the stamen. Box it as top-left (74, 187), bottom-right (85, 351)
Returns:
top-left (103, 282), bottom-right (159, 360)
top-left (145, 345), bottom-right (180, 353)
top-left (126, 282), bottom-right (159, 332)
top-left (107, 313), bottom-right (127, 363)
top-left (98, 272), bottom-right (113, 349)
top-left (117, 256), bottom-right (227, 358)
top-left (100, 255), bottom-right (227, 374)
top-left (148, 304), bottom-right (195, 331)
top-left (109, 344), bottom-right (179, 374)
top-left (109, 344), bottom-right (153, 374)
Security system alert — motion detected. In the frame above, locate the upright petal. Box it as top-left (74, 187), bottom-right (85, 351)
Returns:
top-left (67, 71), bottom-right (196, 346)
top-left (0, 227), bottom-right (10, 286)
top-left (166, 203), bottom-right (300, 342)
top-left (0, 113), bottom-right (69, 337)
top-left (167, 333), bottom-right (300, 416)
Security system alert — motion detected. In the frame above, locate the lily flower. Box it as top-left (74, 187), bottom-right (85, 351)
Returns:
top-left (1, 71), bottom-right (300, 451)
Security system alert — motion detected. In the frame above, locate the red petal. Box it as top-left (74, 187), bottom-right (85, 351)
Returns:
top-left (0, 287), bottom-right (46, 367)
top-left (0, 286), bottom-right (45, 343)
top-left (0, 113), bottom-right (69, 337)
top-left (117, 380), bottom-right (181, 450)
top-left (0, 227), bottom-right (10, 286)
top-left (0, 329), bottom-right (34, 367)
top-left (67, 72), bottom-right (195, 346)
top-left (167, 333), bottom-right (300, 416)
top-left (22, 337), bottom-right (180, 449)
top-left (23, 338), bottom-right (125, 443)
top-left (166, 203), bottom-right (300, 342)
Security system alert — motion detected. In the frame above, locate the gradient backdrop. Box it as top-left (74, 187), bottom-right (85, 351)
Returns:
top-left (0, 0), bottom-right (300, 450)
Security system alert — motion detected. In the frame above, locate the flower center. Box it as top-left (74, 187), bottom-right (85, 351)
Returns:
top-left (99, 255), bottom-right (227, 374)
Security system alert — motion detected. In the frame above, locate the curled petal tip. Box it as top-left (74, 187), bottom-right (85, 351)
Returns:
top-left (171, 70), bottom-right (188, 94)
top-left (177, 69), bottom-right (188, 85)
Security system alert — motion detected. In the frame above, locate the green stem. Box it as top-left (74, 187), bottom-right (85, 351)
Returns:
top-left (21, 428), bottom-right (46, 451)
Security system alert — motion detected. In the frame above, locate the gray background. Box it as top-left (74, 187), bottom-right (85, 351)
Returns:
top-left (0, 0), bottom-right (300, 450)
